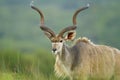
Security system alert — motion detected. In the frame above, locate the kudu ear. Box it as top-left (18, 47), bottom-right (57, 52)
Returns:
top-left (40, 26), bottom-right (55, 40)
top-left (64, 30), bottom-right (76, 41)
top-left (44, 31), bottom-right (53, 39)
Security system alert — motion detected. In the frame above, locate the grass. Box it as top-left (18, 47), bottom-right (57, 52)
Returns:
top-left (0, 48), bottom-right (66, 80)
top-left (0, 46), bottom-right (119, 80)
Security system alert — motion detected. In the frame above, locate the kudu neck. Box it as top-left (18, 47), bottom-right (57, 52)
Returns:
top-left (57, 43), bottom-right (71, 61)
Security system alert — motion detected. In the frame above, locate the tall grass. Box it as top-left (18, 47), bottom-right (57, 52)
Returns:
top-left (0, 49), bottom-right (68, 80)
top-left (0, 48), bottom-right (118, 80)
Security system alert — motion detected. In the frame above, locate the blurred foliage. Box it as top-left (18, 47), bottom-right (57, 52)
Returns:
top-left (0, 0), bottom-right (120, 80)
top-left (0, 49), bottom-right (61, 80)
top-left (0, 0), bottom-right (120, 49)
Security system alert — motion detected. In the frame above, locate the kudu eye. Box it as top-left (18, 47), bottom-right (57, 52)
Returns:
top-left (60, 40), bottom-right (63, 43)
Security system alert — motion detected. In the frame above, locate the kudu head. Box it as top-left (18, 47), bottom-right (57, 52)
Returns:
top-left (31, 4), bottom-right (89, 54)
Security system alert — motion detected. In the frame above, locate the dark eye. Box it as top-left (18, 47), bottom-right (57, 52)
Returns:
top-left (60, 40), bottom-right (63, 42)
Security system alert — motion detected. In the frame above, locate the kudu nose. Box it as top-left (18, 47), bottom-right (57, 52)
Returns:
top-left (52, 48), bottom-right (57, 52)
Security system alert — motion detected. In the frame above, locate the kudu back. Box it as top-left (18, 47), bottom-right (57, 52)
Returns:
top-left (31, 3), bottom-right (120, 80)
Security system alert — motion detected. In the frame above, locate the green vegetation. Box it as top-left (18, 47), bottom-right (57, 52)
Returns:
top-left (0, 0), bottom-right (120, 80)
top-left (0, 49), bottom-right (65, 80)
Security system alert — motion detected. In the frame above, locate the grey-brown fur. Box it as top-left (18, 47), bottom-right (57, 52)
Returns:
top-left (31, 3), bottom-right (120, 80)
top-left (54, 37), bottom-right (120, 80)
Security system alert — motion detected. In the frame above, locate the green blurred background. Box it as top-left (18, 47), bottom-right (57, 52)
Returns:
top-left (0, 0), bottom-right (120, 80)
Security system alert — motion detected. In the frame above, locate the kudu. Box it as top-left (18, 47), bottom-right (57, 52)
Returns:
top-left (31, 3), bottom-right (120, 80)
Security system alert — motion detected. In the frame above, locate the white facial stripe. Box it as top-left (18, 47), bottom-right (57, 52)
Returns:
top-left (52, 42), bottom-right (63, 54)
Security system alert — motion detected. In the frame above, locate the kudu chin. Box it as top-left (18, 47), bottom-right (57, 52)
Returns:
top-left (31, 3), bottom-right (120, 80)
